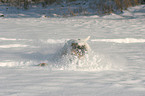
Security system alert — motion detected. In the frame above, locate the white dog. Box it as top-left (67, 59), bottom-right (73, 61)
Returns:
top-left (60, 36), bottom-right (91, 59)
top-left (38, 36), bottom-right (91, 66)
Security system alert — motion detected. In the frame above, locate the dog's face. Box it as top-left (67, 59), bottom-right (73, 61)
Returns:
top-left (61, 36), bottom-right (90, 59)
top-left (71, 42), bottom-right (88, 58)
top-left (69, 37), bottom-right (90, 59)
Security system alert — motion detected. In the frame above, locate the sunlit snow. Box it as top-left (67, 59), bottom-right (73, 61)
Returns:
top-left (0, 5), bottom-right (145, 96)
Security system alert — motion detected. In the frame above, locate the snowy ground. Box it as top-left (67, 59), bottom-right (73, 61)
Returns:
top-left (0, 5), bottom-right (145, 96)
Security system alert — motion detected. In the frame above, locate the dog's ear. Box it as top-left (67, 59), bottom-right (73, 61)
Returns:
top-left (84, 36), bottom-right (90, 42)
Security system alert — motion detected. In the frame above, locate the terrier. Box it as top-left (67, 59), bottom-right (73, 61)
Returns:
top-left (60, 36), bottom-right (90, 59)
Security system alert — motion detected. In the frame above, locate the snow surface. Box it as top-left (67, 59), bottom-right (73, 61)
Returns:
top-left (0, 5), bottom-right (145, 96)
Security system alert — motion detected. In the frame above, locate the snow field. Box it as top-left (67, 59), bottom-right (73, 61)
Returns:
top-left (0, 5), bottom-right (145, 96)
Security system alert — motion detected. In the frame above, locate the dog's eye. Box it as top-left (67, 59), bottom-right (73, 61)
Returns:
top-left (77, 45), bottom-right (84, 49)
top-left (77, 46), bottom-right (81, 49)
top-left (71, 43), bottom-right (74, 46)
top-left (71, 43), bottom-right (78, 46)
top-left (71, 43), bottom-right (78, 49)
top-left (81, 45), bottom-right (87, 50)
top-left (82, 45), bottom-right (85, 48)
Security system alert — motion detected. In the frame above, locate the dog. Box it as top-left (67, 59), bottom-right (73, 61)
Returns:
top-left (38, 36), bottom-right (91, 66)
top-left (60, 36), bottom-right (91, 59)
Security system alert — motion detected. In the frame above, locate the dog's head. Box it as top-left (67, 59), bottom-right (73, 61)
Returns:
top-left (67, 36), bottom-right (90, 58)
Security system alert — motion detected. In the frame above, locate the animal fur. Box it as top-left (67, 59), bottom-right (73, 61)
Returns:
top-left (60, 36), bottom-right (91, 59)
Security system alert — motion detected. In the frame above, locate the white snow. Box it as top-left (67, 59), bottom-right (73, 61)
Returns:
top-left (0, 5), bottom-right (145, 96)
top-left (91, 38), bottom-right (145, 43)
top-left (0, 44), bottom-right (29, 48)
top-left (0, 38), bottom-right (17, 41)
